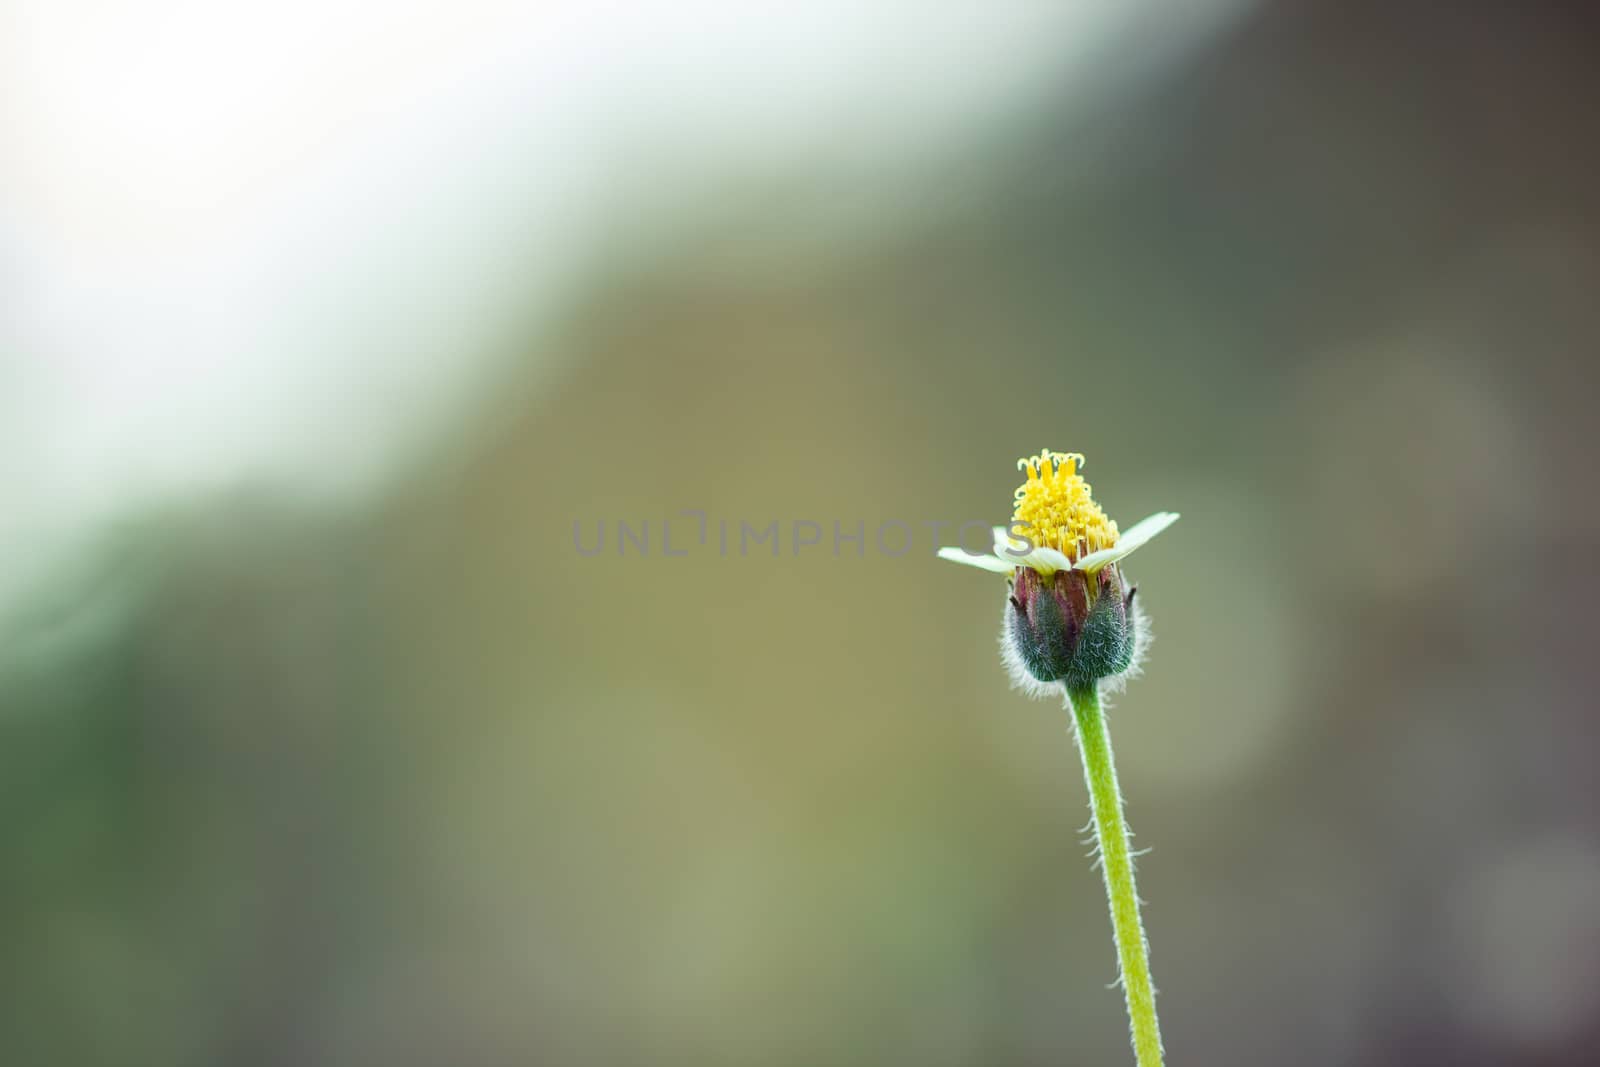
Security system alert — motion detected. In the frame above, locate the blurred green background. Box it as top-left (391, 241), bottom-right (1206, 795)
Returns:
top-left (5, 3), bottom-right (1599, 1065)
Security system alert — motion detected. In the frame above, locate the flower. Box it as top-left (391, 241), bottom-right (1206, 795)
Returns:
top-left (938, 451), bottom-right (1177, 576)
top-left (937, 450), bottom-right (1178, 692)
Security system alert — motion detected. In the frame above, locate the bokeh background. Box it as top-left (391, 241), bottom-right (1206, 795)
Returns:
top-left (5, 2), bottom-right (1599, 1064)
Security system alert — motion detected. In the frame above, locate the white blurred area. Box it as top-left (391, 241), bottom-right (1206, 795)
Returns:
top-left (0, 0), bottom-right (1241, 613)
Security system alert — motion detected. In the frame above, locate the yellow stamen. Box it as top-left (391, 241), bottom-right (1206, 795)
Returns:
top-left (1012, 449), bottom-right (1119, 562)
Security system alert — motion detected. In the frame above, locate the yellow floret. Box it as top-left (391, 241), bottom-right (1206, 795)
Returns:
top-left (1011, 450), bottom-right (1120, 562)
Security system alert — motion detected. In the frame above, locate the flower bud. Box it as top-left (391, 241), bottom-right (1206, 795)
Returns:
top-left (1005, 562), bottom-right (1136, 689)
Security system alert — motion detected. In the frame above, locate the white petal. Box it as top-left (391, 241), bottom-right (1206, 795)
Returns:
top-left (991, 524), bottom-right (1074, 575)
top-left (1015, 545), bottom-right (1074, 575)
top-left (1073, 511), bottom-right (1180, 572)
top-left (936, 546), bottom-right (1016, 574)
top-left (1117, 511), bottom-right (1182, 551)
top-left (991, 525), bottom-right (1029, 559)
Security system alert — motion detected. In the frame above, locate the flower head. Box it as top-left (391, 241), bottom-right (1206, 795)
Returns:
top-left (937, 450), bottom-right (1177, 578)
top-left (937, 449), bottom-right (1178, 692)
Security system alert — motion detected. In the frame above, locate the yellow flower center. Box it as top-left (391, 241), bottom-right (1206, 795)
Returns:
top-left (1011, 450), bottom-right (1119, 562)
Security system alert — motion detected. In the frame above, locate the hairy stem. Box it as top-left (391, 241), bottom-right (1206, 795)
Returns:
top-left (1066, 683), bottom-right (1164, 1067)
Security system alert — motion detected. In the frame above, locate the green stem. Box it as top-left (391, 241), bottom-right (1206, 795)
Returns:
top-left (1066, 683), bottom-right (1164, 1067)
